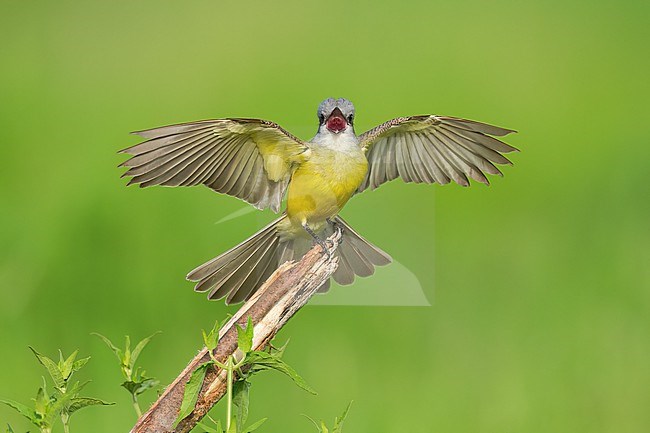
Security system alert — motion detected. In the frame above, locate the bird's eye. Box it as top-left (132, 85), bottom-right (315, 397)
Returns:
top-left (348, 115), bottom-right (354, 123)
top-left (318, 114), bottom-right (325, 123)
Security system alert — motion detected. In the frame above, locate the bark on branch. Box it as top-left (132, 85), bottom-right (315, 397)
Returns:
top-left (130, 230), bottom-right (342, 433)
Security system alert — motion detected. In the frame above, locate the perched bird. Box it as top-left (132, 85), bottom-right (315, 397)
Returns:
top-left (120, 98), bottom-right (517, 304)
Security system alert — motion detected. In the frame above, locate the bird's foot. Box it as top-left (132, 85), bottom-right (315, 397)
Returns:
top-left (326, 218), bottom-right (344, 241)
top-left (303, 222), bottom-right (333, 259)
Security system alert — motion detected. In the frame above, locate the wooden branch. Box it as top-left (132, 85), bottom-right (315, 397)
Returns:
top-left (130, 230), bottom-right (342, 433)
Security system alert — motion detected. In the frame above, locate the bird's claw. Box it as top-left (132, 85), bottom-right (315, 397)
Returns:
top-left (303, 222), bottom-right (333, 259)
top-left (318, 239), bottom-right (333, 260)
top-left (326, 218), bottom-right (344, 243)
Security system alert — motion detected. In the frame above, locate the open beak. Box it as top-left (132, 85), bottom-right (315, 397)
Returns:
top-left (325, 107), bottom-right (347, 133)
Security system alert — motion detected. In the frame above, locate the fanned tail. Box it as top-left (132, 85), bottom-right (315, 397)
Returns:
top-left (284, 216), bottom-right (392, 293)
top-left (187, 215), bottom-right (392, 304)
top-left (326, 216), bottom-right (392, 290)
top-left (187, 215), bottom-right (286, 304)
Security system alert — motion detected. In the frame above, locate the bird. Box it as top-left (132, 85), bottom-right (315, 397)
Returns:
top-left (119, 98), bottom-right (517, 304)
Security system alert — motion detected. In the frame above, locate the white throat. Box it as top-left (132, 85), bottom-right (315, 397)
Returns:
top-left (311, 128), bottom-right (360, 152)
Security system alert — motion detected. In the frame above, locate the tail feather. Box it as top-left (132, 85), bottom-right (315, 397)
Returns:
top-left (336, 217), bottom-right (392, 266)
top-left (317, 279), bottom-right (331, 293)
top-left (340, 240), bottom-right (374, 277)
top-left (332, 246), bottom-right (355, 285)
top-left (193, 228), bottom-right (276, 294)
top-left (329, 216), bottom-right (392, 288)
top-left (207, 233), bottom-right (276, 300)
top-left (187, 217), bottom-right (279, 281)
top-left (188, 216), bottom-right (284, 303)
top-left (277, 240), bottom-right (295, 264)
top-left (229, 240), bottom-right (281, 304)
top-left (188, 214), bottom-right (392, 304)
top-left (223, 237), bottom-right (279, 303)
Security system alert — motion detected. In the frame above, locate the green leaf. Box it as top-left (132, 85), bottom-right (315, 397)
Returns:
top-left (71, 356), bottom-right (91, 373)
top-left (67, 397), bottom-right (114, 414)
top-left (60, 350), bottom-right (79, 381)
top-left (246, 351), bottom-right (316, 394)
top-left (227, 419), bottom-right (237, 433)
top-left (121, 378), bottom-right (159, 396)
top-left (269, 339), bottom-right (289, 359)
top-left (66, 380), bottom-right (90, 396)
top-left (320, 420), bottom-right (329, 433)
top-left (0, 398), bottom-right (38, 424)
top-left (232, 380), bottom-right (250, 431)
top-left (91, 333), bottom-right (123, 363)
top-left (176, 363), bottom-right (209, 424)
top-left (332, 402), bottom-right (352, 433)
top-left (29, 348), bottom-right (65, 389)
top-left (130, 332), bottom-right (160, 368)
top-left (43, 389), bottom-right (78, 425)
top-left (34, 385), bottom-right (49, 418)
top-left (5, 424), bottom-right (14, 433)
top-left (202, 320), bottom-right (220, 351)
top-left (236, 317), bottom-right (254, 354)
top-left (123, 335), bottom-right (132, 370)
top-left (242, 418), bottom-right (267, 433)
top-left (302, 414), bottom-right (320, 432)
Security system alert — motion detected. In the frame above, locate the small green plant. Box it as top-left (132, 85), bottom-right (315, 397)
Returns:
top-left (5, 424), bottom-right (18, 433)
top-left (304, 402), bottom-right (352, 433)
top-left (177, 317), bottom-right (316, 433)
top-left (0, 348), bottom-right (113, 433)
top-left (92, 332), bottom-right (160, 417)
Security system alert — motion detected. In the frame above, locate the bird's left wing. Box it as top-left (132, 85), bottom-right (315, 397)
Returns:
top-left (119, 118), bottom-right (309, 213)
top-left (357, 115), bottom-right (517, 192)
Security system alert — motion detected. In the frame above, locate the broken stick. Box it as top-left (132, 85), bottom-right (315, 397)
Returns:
top-left (130, 229), bottom-right (342, 433)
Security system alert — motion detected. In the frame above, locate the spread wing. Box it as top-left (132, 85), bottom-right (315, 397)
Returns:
top-left (119, 118), bottom-right (309, 213)
top-left (357, 115), bottom-right (517, 192)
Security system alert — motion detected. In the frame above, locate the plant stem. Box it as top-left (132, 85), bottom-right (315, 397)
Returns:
top-left (132, 395), bottom-right (142, 417)
top-left (61, 412), bottom-right (70, 433)
top-left (226, 356), bottom-right (233, 432)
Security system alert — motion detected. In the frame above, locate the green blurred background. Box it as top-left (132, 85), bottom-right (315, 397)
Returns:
top-left (1, 0), bottom-right (648, 431)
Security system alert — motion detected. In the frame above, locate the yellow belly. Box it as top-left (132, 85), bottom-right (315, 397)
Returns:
top-left (286, 148), bottom-right (367, 229)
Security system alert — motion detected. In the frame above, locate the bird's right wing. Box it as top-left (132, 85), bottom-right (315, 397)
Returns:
top-left (119, 118), bottom-right (309, 213)
top-left (357, 115), bottom-right (517, 192)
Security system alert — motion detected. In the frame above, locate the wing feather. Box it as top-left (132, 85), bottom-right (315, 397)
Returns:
top-left (121, 129), bottom-right (215, 171)
top-left (406, 133), bottom-right (431, 183)
top-left (358, 115), bottom-right (517, 192)
top-left (408, 133), bottom-right (435, 183)
top-left (428, 130), bottom-right (483, 183)
top-left (243, 156), bottom-right (267, 203)
top-left (213, 139), bottom-right (254, 193)
top-left (438, 117), bottom-right (515, 137)
top-left (184, 138), bottom-right (233, 185)
top-left (395, 135), bottom-right (411, 182)
top-left (436, 128), bottom-right (503, 176)
top-left (439, 125), bottom-right (513, 164)
top-left (123, 130), bottom-right (214, 178)
top-left (414, 132), bottom-right (450, 184)
top-left (120, 118), bottom-right (308, 212)
top-left (133, 119), bottom-right (220, 139)
top-left (202, 136), bottom-right (243, 186)
top-left (421, 131), bottom-right (469, 186)
top-left (140, 137), bottom-right (220, 186)
top-left (226, 142), bottom-right (258, 198)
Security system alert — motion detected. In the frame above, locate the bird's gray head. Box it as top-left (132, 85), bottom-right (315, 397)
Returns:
top-left (317, 97), bottom-right (355, 134)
